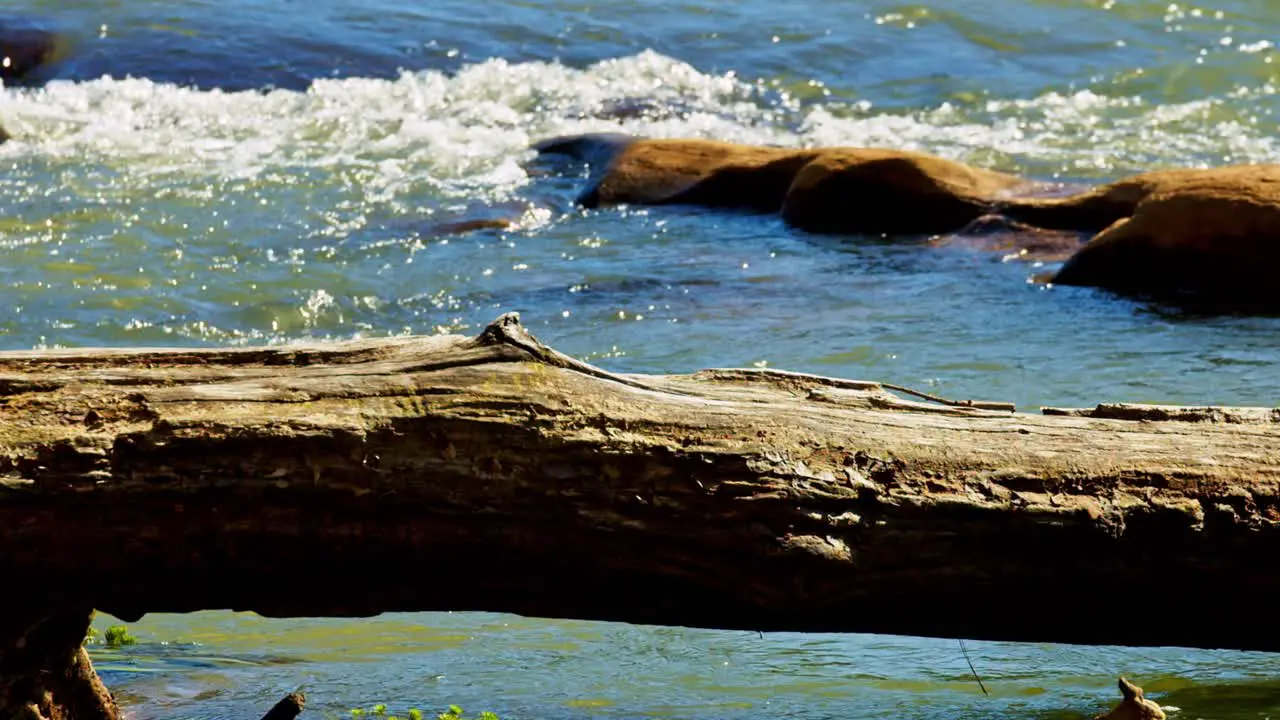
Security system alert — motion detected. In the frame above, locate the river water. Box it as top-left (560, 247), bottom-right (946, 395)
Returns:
top-left (4, 0), bottom-right (1280, 717)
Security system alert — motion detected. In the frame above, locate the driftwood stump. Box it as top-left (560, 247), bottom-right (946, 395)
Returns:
top-left (0, 609), bottom-right (118, 720)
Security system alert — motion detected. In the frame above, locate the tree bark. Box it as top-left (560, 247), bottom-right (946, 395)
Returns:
top-left (0, 609), bottom-right (119, 720)
top-left (0, 313), bottom-right (1279, 654)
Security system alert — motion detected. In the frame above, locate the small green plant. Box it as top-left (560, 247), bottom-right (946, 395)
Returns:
top-left (437, 707), bottom-right (498, 720)
top-left (84, 626), bottom-right (100, 645)
top-left (103, 625), bottom-right (136, 648)
top-left (349, 705), bottom-right (497, 720)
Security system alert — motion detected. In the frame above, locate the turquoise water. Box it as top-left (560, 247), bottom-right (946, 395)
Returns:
top-left (6, 1), bottom-right (1280, 717)
top-left (86, 612), bottom-right (1280, 720)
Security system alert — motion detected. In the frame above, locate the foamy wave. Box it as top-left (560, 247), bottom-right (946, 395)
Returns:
top-left (2, 49), bottom-right (1279, 203)
top-left (0, 51), bottom-right (781, 202)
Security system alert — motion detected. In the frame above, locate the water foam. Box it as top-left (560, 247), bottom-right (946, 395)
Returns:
top-left (3, 49), bottom-right (1279, 205)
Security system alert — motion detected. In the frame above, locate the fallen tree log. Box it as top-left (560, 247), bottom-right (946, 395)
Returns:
top-left (2, 313), bottom-right (1280, 658)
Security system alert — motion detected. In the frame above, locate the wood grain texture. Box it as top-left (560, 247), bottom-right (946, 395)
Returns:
top-left (2, 313), bottom-right (1279, 651)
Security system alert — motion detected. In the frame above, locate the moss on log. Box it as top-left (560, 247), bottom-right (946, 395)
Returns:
top-left (0, 314), bottom-right (1279, 654)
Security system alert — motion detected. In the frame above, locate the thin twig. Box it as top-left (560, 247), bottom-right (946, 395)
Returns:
top-left (958, 639), bottom-right (989, 696)
top-left (694, 366), bottom-right (1015, 412)
top-left (881, 382), bottom-right (1016, 412)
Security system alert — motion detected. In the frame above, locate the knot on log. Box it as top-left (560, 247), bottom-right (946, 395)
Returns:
top-left (475, 312), bottom-right (692, 395)
top-left (476, 312), bottom-right (533, 349)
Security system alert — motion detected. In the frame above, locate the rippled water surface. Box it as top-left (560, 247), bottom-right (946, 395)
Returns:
top-left (6, 0), bottom-right (1280, 717)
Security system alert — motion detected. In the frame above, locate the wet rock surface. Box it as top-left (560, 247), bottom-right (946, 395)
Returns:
top-left (538, 133), bottom-right (1280, 311)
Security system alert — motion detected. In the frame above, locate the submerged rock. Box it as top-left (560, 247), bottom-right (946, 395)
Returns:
top-left (929, 213), bottom-right (1088, 264)
top-left (0, 22), bottom-right (65, 83)
top-left (532, 132), bottom-right (638, 170)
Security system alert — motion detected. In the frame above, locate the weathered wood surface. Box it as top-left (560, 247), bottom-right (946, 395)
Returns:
top-left (2, 313), bottom-right (1280, 652)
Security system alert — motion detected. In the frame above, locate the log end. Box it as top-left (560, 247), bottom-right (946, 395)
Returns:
top-left (476, 312), bottom-right (531, 348)
top-left (1095, 677), bottom-right (1165, 720)
top-left (259, 691), bottom-right (306, 720)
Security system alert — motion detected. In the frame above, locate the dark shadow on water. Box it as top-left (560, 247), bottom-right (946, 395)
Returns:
top-left (1130, 293), bottom-right (1280, 322)
top-left (2, 8), bottom-right (475, 91)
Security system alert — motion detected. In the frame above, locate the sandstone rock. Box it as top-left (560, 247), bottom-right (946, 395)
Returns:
top-left (535, 134), bottom-right (1056, 234)
top-left (780, 148), bottom-right (1031, 234)
top-left (1050, 165), bottom-right (1280, 306)
top-left (1002, 165), bottom-right (1260, 233)
top-left (562, 136), bottom-right (819, 212)
top-left (535, 134), bottom-right (1280, 309)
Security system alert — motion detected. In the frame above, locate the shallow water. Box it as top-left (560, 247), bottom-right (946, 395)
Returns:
top-left (89, 611), bottom-right (1280, 720)
top-left (5, 0), bottom-right (1280, 717)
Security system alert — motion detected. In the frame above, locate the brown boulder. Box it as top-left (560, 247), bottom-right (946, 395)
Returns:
top-left (1050, 165), bottom-right (1280, 305)
top-left (534, 134), bottom-right (1280, 309)
top-left (573, 137), bottom-right (820, 212)
top-left (780, 148), bottom-right (1033, 234)
top-left (536, 134), bottom-right (1059, 235)
top-left (1001, 164), bottom-right (1267, 233)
